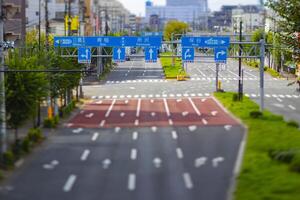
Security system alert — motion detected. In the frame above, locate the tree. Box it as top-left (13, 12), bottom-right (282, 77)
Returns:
top-left (164, 20), bottom-right (189, 41)
top-left (267, 0), bottom-right (300, 61)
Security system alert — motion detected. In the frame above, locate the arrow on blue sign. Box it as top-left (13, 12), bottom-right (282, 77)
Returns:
top-left (145, 47), bottom-right (158, 62)
top-left (113, 47), bottom-right (126, 62)
top-left (182, 47), bottom-right (194, 62)
top-left (182, 36), bottom-right (230, 48)
top-left (78, 48), bottom-right (91, 64)
top-left (214, 48), bottom-right (228, 63)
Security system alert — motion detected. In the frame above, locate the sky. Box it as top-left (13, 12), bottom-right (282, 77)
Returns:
top-left (118, 0), bottom-right (256, 16)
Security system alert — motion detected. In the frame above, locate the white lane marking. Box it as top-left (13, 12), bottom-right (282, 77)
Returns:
top-left (72, 128), bottom-right (83, 134)
top-left (176, 148), bottom-right (184, 159)
top-left (211, 111), bottom-right (218, 116)
top-left (132, 132), bottom-right (138, 140)
top-left (95, 100), bottom-right (103, 104)
top-left (63, 175), bottom-right (77, 192)
top-left (224, 125), bottom-right (232, 131)
top-left (130, 149), bottom-right (137, 160)
top-left (188, 98), bottom-right (201, 116)
top-left (168, 119), bottom-right (174, 126)
top-left (251, 94), bottom-right (257, 98)
top-left (151, 126), bottom-right (157, 132)
top-left (182, 111), bottom-right (189, 117)
top-left (153, 157), bottom-right (162, 168)
top-left (43, 164), bottom-right (54, 170)
top-left (279, 95), bottom-right (285, 98)
top-left (202, 119), bottom-right (208, 125)
top-left (92, 132), bottom-right (99, 141)
top-left (177, 99), bottom-right (182, 102)
top-left (115, 127), bottom-right (121, 133)
top-left (81, 149), bottom-right (90, 161)
top-left (99, 120), bottom-right (106, 127)
top-left (134, 119), bottom-right (139, 126)
top-left (195, 157), bottom-right (207, 168)
top-left (151, 112), bottom-right (156, 117)
top-left (105, 99), bottom-right (116, 118)
top-left (125, 100), bottom-right (129, 104)
top-left (120, 112), bottom-right (126, 117)
top-left (51, 160), bottom-right (59, 166)
top-left (198, 93), bottom-right (203, 97)
top-left (136, 99), bottom-right (141, 117)
top-left (272, 94), bottom-right (278, 98)
top-left (102, 159), bottom-right (112, 169)
top-left (172, 131), bottom-right (178, 140)
top-left (150, 99), bottom-right (154, 103)
top-left (276, 98), bottom-right (282, 102)
top-left (128, 174), bottom-right (136, 191)
top-left (289, 105), bottom-right (296, 111)
top-left (183, 173), bottom-right (194, 189)
top-left (188, 125), bottom-right (197, 132)
top-left (286, 95), bottom-right (292, 98)
top-left (265, 94), bottom-right (271, 98)
top-left (212, 157), bottom-right (225, 168)
top-left (163, 98), bottom-right (171, 117)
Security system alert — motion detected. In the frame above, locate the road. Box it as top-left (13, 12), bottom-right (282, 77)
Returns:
top-left (1, 56), bottom-right (298, 200)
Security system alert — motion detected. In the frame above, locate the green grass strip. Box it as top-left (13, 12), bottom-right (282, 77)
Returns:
top-left (214, 92), bottom-right (300, 200)
top-left (160, 52), bottom-right (188, 79)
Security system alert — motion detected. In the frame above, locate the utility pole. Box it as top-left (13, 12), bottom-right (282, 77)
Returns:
top-left (45, 0), bottom-right (49, 50)
top-left (238, 21), bottom-right (243, 100)
top-left (38, 0), bottom-right (41, 51)
top-left (68, 0), bottom-right (71, 36)
top-left (64, 0), bottom-right (67, 36)
top-left (0, 0), bottom-right (7, 154)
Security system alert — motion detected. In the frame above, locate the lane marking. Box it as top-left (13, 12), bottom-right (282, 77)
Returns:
top-left (202, 118), bottom-right (208, 125)
top-left (105, 99), bottom-right (116, 118)
top-left (212, 157), bottom-right (225, 168)
top-left (151, 126), bottom-right (157, 132)
top-left (72, 128), bottom-right (83, 134)
top-left (183, 173), bottom-right (193, 189)
top-left (224, 125), bottom-right (232, 131)
top-left (136, 99), bottom-right (141, 117)
top-left (81, 149), bottom-right (90, 161)
top-left (289, 105), bottom-right (296, 110)
top-left (132, 132), bottom-right (138, 140)
top-left (91, 132), bottom-right (99, 141)
top-left (120, 112), bottom-right (126, 117)
top-left (153, 157), bottom-right (162, 168)
top-left (176, 148), bottom-right (184, 159)
top-left (102, 159), bottom-right (112, 169)
top-left (276, 98), bottom-right (282, 102)
top-left (188, 125), bottom-right (197, 132)
top-left (128, 174), bottom-right (136, 191)
top-left (131, 149), bottom-right (137, 160)
top-left (134, 119), bottom-right (139, 126)
top-left (151, 112), bottom-right (156, 117)
top-left (172, 131), bottom-right (178, 140)
top-left (163, 98), bottom-right (171, 117)
top-left (99, 120), bottom-right (106, 128)
top-left (188, 98), bottom-right (201, 116)
top-left (211, 111), bottom-right (218, 116)
top-left (195, 157), bottom-right (207, 168)
top-left (182, 111), bottom-right (189, 117)
top-left (115, 127), bottom-right (121, 133)
top-left (63, 175), bottom-right (77, 192)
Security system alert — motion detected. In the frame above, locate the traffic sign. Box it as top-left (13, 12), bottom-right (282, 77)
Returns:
top-left (182, 36), bottom-right (230, 48)
top-left (78, 47), bottom-right (91, 64)
top-left (54, 36), bottom-right (162, 48)
top-left (214, 48), bottom-right (228, 63)
top-left (145, 47), bottom-right (158, 62)
top-left (142, 32), bottom-right (163, 37)
top-left (182, 47), bottom-right (194, 62)
top-left (113, 47), bottom-right (126, 62)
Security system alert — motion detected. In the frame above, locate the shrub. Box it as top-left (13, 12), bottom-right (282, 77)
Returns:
top-left (249, 111), bottom-right (263, 119)
top-left (287, 120), bottom-right (299, 128)
top-left (290, 153), bottom-right (300, 173)
top-left (43, 118), bottom-right (56, 128)
top-left (28, 128), bottom-right (43, 143)
top-left (60, 101), bottom-right (76, 117)
top-left (22, 137), bottom-right (31, 153)
top-left (12, 140), bottom-right (23, 159)
top-left (232, 93), bottom-right (239, 102)
top-left (1, 151), bottom-right (15, 169)
top-left (269, 149), bottom-right (295, 164)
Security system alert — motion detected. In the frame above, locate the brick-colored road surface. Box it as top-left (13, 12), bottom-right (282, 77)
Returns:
top-left (67, 97), bottom-right (238, 128)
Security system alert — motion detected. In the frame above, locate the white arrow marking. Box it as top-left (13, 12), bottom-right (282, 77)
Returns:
top-left (216, 51), bottom-right (226, 59)
top-left (117, 48), bottom-right (122, 59)
top-left (153, 157), bottom-right (162, 168)
top-left (102, 159), bottom-right (112, 169)
top-left (212, 157), bottom-right (225, 167)
top-left (72, 128), bottom-right (83, 134)
top-left (85, 113), bottom-right (94, 118)
top-left (211, 111), bottom-right (218, 116)
top-left (184, 49), bottom-right (191, 59)
top-left (149, 48), bottom-right (154, 60)
top-left (224, 125), bottom-right (232, 131)
top-left (188, 125), bottom-right (197, 132)
top-left (195, 157), bottom-right (207, 168)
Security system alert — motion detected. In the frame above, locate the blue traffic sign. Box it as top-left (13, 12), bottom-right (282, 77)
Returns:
top-left (113, 47), bottom-right (126, 62)
top-left (142, 32), bottom-right (163, 37)
top-left (54, 36), bottom-right (162, 48)
top-left (145, 47), bottom-right (158, 62)
top-left (214, 48), bottom-right (228, 63)
top-left (182, 36), bottom-right (230, 48)
top-left (78, 48), bottom-right (91, 64)
top-left (182, 47), bottom-right (195, 62)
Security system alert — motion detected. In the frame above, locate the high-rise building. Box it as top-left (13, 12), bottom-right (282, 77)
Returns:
top-left (166, 0), bottom-right (206, 6)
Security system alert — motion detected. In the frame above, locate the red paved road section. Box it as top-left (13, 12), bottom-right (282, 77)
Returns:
top-left (67, 98), bottom-right (238, 128)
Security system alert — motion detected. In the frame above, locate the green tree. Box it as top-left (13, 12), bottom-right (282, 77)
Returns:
top-left (164, 20), bottom-right (189, 41)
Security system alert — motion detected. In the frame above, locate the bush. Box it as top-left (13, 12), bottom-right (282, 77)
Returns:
top-left (1, 151), bottom-right (15, 169)
top-left (12, 140), bottom-right (23, 159)
top-left (290, 153), bottom-right (300, 173)
top-left (22, 137), bottom-right (31, 153)
top-left (287, 120), bottom-right (299, 128)
top-left (249, 111), bottom-right (263, 119)
top-left (43, 117), bottom-right (56, 128)
top-left (269, 149), bottom-right (295, 164)
top-left (60, 101), bottom-right (76, 117)
top-left (28, 128), bottom-right (43, 143)
top-left (232, 93), bottom-right (239, 102)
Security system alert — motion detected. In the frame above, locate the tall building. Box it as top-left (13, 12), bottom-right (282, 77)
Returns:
top-left (145, 0), bottom-right (208, 31)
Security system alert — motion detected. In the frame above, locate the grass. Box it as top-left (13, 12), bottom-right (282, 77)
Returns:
top-left (243, 60), bottom-right (282, 78)
top-left (160, 52), bottom-right (188, 79)
top-left (214, 92), bottom-right (300, 200)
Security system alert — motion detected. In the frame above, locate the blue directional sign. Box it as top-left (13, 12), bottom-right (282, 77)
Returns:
top-left (182, 36), bottom-right (230, 48)
top-left (214, 48), bottom-right (228, 63)
top-left (182, 47), bottom-right (195, 62)
top-left (145, 47), bottom-right (158, 62)
top-left (54, 37), bottom-right (85, 47)
top-left (113, 47), bottom-right (126, 62)
top-left (142, 32), bottom-right (163, 37)
top-left (54, 36), bottom-right (162, 48)
top-left (78, 47), bottom-right (91, 64)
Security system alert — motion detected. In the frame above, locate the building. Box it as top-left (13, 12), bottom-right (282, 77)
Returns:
top-left (145, 0), bottom-right (209, 31)
top-left (3, 0), bottom-right (26, 45)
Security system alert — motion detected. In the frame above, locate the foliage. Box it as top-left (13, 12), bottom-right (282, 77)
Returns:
top-left (267, 0), bottom-right (300, 62)
top-left (59, 101), bottom-right (76, 117)
top-left (27, 128), bottom-right (44, 143)
top-left (163, 20), bottom-right (189, 41)
top-left (1, 151), bottom-right (15, 169)
top-left (214, 92), bottom-right (300, 200)
top-left (43, 116), bottom-right (59, 128)
top-left (160, 52), bottom-right (188, 78)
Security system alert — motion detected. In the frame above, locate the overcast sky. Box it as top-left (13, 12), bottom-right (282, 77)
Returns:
top-left (118, 0), bottom-right (256, 16)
